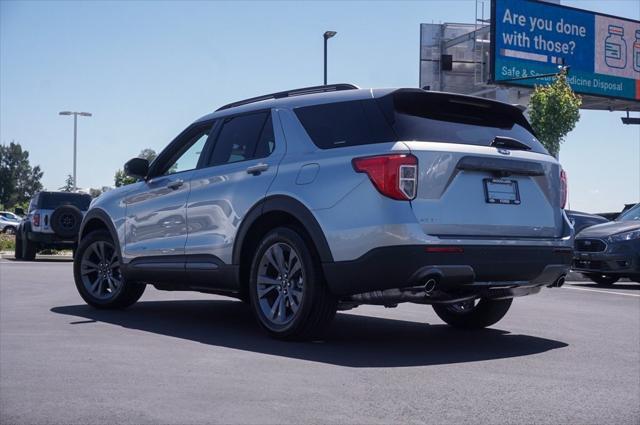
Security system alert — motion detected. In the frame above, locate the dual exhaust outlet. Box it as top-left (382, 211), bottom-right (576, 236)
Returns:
top-left (348, 276), bottom-right (442, 306)
top-left (349, 273), bottom-right (567, 306)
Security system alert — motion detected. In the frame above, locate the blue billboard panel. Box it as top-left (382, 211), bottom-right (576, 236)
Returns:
top-left (491, 0), bottom-right (640, 101)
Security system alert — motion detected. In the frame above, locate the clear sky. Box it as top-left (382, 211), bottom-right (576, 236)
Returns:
top-left (1, 0), bottom-right (639, 213)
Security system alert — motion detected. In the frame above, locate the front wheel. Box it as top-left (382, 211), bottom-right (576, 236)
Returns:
top-left (432, 298), bottom-right (513, 329)
top-left (3, 226), bottom-right (16, 235)
top-left (584, 273), bottom-right (619, 286)
top-left (249, 227), bottom-right (337, 340)
top-left (73, 230), bottom-right (145, 309)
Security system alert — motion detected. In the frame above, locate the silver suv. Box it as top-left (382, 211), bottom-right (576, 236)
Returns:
top-left (73, 85), bottom-right (573, 339)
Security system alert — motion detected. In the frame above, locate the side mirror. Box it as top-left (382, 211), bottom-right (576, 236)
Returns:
top-left (14, 208), bottom-right (24, 216)
top-left (124, 158), bottom-right (149, 180)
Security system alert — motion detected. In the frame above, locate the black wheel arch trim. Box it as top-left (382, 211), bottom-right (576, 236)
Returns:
top-left (232, 195), bottom-right (334, 265)
top-left (78, 208), bottom-right (123, 260)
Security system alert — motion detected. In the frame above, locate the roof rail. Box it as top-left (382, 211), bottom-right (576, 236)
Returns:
top-left (216, 83), bottom-right (359, 111)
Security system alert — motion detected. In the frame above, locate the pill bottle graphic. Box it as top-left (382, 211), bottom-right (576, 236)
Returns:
top-left (634, 29), bottom-right (640, 72)
top-left (605, 25), bottom-right (627, 69)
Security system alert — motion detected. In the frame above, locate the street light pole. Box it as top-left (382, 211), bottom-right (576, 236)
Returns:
top-left (323, 31), bottom-right (337, 85)
top-left (59, 111), bottom-right (92, 191)
top-left (73, 113), bottom-right (77, 190)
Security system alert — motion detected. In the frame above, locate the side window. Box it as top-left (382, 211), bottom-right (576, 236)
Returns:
top-left (208, 112), bottom-right (269, 166)
top-left (161, 123), bottom-right (214, 176)
top-left (253, 114), bottom-right (275, 159)
top-left (29, 196), bottom-right (38, 212)
top-left (294, 100), bottom-right (395, 149)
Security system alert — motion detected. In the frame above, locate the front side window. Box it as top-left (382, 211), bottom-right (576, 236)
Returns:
top-left (160, 123), bottom-right (214, 176)
top-left (208, 112), bottom-right (270, 166)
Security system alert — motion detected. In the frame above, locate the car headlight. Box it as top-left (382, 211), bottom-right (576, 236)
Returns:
top-left (606, 230), bottom-right (640, 243)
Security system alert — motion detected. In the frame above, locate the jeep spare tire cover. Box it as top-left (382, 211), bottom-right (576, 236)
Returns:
top-left (50, 205), bottom-right (83, 239)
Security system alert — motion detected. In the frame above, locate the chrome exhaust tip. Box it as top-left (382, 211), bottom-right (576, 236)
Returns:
top-left (424, 278), bottom-right (438, 295)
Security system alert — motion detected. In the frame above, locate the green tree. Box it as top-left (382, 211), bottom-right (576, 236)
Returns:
top-left (114, 148), bottom-right (157, 187)
top-left (59, 174), bottom-right (74, 192)
top-left (528, 70), bottom-right (582, 157)
top-left (0, 141), bottom-right (44, 209)
top-left (114, 169), bottom-right (136, 188)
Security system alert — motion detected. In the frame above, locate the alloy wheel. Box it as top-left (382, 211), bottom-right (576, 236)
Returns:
top-left (79, 241), bottom-right (123, 300)
top-left (256, 242), bottom-right (305, 326)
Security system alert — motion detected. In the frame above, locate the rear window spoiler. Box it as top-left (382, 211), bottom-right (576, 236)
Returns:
top-left (379, 89), bottom-right (536, 135)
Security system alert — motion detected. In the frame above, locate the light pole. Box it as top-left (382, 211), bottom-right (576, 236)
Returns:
top-left (323, 31), bottom-right (337, 85)
top-left (59, 111), bottom-right (92, 191)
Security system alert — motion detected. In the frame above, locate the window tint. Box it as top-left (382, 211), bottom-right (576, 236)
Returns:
top-left (617, 204), bottom-right (640, 221)
top-left (254, 114), bottom-right (275, 159)
top-left (163, 124), bottom-right (213, 176)
top-left (40, 193), bottom-right (91, 210)
top-left (209, 112), bottom-right (269, 166)
top-left (295, 100), bottom-right (395, 149)
top-left (294, 93), bottom-right (547, 154)
top-left (29, 196), bottom-right (38, 212)
top-left (382, 91), bottom-right (548, 154)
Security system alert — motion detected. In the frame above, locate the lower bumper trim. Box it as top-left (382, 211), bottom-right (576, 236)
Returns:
top-left (323, 245), bottom-right (572, 296)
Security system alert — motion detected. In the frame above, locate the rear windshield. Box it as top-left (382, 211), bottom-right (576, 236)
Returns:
top-left (39, 193), bottom-right (91, 210)
top-left (294, 91), bottom-right (548, 154)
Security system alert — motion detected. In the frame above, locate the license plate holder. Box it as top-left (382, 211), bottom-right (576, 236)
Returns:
top-left (483, 178), bottom-right (520, 205)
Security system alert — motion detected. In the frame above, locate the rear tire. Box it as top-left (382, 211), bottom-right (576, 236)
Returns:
top-left (249, 227), bottom-right (337, 340)
top-left (22, 233), bottom-right (37, 261)
top-left (3, 226), bottom-right (16, 235)
top-left (14, 232), bottom-right (23, 260)
top-left (73, 230), bottom-right (145, 309)
top-left (584, 273), bottom-right (619, 286)
top-left (433, 298), bottom-right (513, 329)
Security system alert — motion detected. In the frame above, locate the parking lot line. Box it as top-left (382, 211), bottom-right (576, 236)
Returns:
top-left (562, 284), bottom-right (640, 298)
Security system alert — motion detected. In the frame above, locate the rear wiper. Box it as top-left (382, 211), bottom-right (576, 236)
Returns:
top-left (490, 136), bottom-right (532, 151)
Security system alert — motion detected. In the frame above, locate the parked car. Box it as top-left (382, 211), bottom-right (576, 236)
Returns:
top-left (573, 203), bottom-right (640, 285)
top-left (15, 191), bottom-right (92, 261)
top-left (596, 203), bottom-right (638, 221)
top-left (73, 84), bottom-right (573, 340)
top-left (0, 211), bottom-right (21, 235)
top-left (566, 210), bottom-right (609, 235)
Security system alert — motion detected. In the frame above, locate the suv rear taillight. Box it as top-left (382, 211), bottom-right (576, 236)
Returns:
top-left (560, 169), bottom-right (568, 209)
top-left (32, 213), bottom-right (40, 227)
top-left (352, 154), bottom-right (418, 201)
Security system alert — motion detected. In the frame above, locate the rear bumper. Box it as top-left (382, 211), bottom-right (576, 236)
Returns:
top-left (322, 245), bottom-right (572, 296)
top-left (26, 231), bottom-right (76, 246)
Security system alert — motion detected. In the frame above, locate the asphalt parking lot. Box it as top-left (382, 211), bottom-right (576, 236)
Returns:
top-left (1, 258), bottom-right (639, 424)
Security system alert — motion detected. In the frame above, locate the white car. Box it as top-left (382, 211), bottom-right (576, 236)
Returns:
top-left (0, 211), bottom-right (21, 235)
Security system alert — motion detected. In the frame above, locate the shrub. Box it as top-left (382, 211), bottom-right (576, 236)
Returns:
top-left (0, 234), bottom-right (15, 252)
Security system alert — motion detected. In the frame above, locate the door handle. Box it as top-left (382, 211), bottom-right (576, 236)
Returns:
top-left (246, 163), bottom-right (269, 175)
top-left (166, 180), bottom-right (184, 190)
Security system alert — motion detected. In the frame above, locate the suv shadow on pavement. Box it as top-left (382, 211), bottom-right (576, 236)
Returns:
top-left (51, 300), bottom-right (567, 368)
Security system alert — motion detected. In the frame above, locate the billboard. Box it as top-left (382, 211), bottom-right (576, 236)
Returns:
top-left (491, 0), bottom-right (640, 102)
